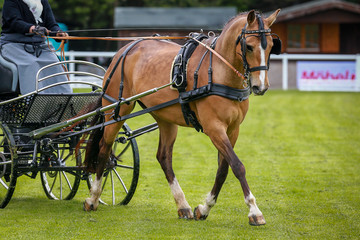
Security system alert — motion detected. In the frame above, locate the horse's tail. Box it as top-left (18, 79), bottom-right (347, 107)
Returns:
top-left (82, 112), bottom-right (104, 173)
top-left (73, 97), bottom-right (104, 173)
top-left (53, 96), bottom-right (102, 137)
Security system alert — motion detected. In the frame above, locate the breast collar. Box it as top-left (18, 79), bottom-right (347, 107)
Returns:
top-left (172, 35), bottom-right (251, 132)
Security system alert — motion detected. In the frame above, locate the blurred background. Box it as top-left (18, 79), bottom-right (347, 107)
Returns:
top-left (1, 0), bottom-right (359, 90)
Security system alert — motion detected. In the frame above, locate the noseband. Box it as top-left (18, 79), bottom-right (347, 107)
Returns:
top-left (235, 13), bottom-right (281, 80)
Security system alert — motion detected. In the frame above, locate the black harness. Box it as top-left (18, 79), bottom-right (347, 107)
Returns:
top-left (235, 13), bottom-right (282, 80)
top-left (171, 33), bottom-right (251, 132)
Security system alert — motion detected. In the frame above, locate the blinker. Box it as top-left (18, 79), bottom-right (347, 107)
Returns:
top-left (271, 38), bottom-right (282, 55)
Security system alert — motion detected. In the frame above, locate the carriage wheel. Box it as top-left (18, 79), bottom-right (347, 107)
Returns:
top-left (87, 123), bottom-right (140, 205)
top-left (40, 144), bottom-right (81, 200)
top-left (0, 123), bottom-right (17, 208)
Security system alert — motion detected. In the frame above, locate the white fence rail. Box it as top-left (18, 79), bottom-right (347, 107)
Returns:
top-left (60, 51), bottom-right (116, 87)
top-left (60, 51), bottom-right (360, 91)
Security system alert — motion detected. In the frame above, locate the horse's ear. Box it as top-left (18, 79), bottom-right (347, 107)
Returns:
top-left (247, 10), bottom-right (256, 26)
top-left (266, 9), bottom-right (281, 27)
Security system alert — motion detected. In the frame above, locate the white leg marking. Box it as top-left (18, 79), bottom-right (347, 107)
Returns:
top-left (86, 176), bottom-right (103, 209)
top-left (170, 178), bottom-right (191, 210)
top-left (259, 45), bottom-right (266, 88)
top-left (245, 192), bottom-right (263, 217)
top-left (197, 193), bottom-right (216, 216)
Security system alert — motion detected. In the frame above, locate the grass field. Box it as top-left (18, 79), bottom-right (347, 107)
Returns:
top-left (1, 90), bottom-right (359, 239)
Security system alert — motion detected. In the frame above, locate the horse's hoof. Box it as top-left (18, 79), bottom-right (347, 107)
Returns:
top-left (178, 208), bottom-right (194, 220)
top-left (194, 206), bottom-right (208, 220)
top-left (248, 214), bottom-right (266, 226)
top-left (83, 199), bottom-right (97, 212)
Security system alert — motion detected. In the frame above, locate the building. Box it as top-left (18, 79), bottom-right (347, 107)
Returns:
top-left (113, 7), bottom-right (236, 47)
top-left (267, 0), bottom-right (360, 90)
top-left (114, 2), bottom-right (360, 91)
top-left (269, 0), bottom-right (360, 54)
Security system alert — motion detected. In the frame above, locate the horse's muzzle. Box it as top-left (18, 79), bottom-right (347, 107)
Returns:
top-left (252, 85), bottom-right (268, 96)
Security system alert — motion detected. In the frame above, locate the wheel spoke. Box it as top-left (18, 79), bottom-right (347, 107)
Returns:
top-left (61, 171), bottom-right (73, 190)
top-left (59, 172), bottom-right (63, 200)
top-left (40, 143), bottom-right (81, 201)
top-left (110, 171), bottom-right (115, 205)
top-left (113, 169), bottom-right (128, 194)
top-left (102, 172), bottom-right (109, 191)
top-left (0, 160), bottom-right (11, 166)
top-left (49, 173), bottom-right (58, 193)
top-left (116, 142), bottom-right (131, 159)
top-left (87, 123), bottom-right (140, 206)
top-left (0, 179), bottom-right (8, 189)
top-left (116, 163), bottom-right (134, 169)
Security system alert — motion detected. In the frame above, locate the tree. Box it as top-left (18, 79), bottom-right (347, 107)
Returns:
top-left (48, 0), bottom-right (117, 29)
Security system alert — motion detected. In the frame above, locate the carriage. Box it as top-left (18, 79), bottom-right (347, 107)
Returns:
top-left (0, 58), bottom-right (145, 208)
top-left (0, 9), bottom-right (281, 225)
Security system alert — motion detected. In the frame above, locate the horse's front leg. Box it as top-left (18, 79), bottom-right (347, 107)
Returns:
top-left (197, 126), bottom-right (265, 225)
top-left (156, 120), bottom-right (193, 219)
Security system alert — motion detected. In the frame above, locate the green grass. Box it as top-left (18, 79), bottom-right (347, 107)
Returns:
top-left (1, 90), bottom-right (359, 239)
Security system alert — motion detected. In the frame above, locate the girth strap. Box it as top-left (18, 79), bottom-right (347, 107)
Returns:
top-left (172, 33), bottom-right (209, 132)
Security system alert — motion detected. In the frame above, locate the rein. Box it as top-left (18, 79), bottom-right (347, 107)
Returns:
top-left (47, 34), bottom-right (244, 82)
top-left (190, 36), bottom-right (246, 81)
top-left (48, 35), bottom-right (190, 41)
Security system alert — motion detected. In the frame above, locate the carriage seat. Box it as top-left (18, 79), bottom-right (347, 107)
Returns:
top-left (0, 54), bottom-right (19, 94)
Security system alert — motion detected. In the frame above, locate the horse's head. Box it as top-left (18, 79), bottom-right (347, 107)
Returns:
top-left (235, 9), bottom-right (281, 95)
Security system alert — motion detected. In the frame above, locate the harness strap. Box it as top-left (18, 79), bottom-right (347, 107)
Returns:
top-left (172, 33), bottom-right (208, 91)
top-left (103, 39), bottom-right (143, 94)
top-left (236, 13), bottom-right (272, 78)
top-left (105, 39), bottom-right (144, 119)
top-left (115, 98), bottom-right (179, 122)
top-left (249, 66), bottom-right (268, 72)
top-left (172, 33), bottom-right (208, 132)
top-left (191, 37), bottom-right (245, 80)
top-left (102, 93), bottom-right (118, 103)
top-left (55, 98), bottom-right (180, 142)
top-left (193, 49), bottom-right (209, 90)
top-left (179, 83), bottom-right (250, 103)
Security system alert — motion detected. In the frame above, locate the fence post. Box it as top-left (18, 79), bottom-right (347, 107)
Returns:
top-left (68, 51), bottom-right (75, 82)
top-left (356, 54), bottom-right (360, 92)
top-left (282, 53), bottom-right (288, 90)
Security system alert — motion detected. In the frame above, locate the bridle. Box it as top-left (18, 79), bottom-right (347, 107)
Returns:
top-left (235, 13), bottom-right (281, 82)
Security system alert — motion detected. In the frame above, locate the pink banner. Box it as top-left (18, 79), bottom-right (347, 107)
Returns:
top-left (297, 61), bottom-right (356, 91)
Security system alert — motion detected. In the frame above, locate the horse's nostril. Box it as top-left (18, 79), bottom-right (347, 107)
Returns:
top-left (252, 86), bottom-right (260, 94)
top-left (252, 85), bottom-right (267, 95)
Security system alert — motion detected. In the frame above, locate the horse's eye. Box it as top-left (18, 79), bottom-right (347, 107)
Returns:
top-left (246, 45), bottom-right (253, 52)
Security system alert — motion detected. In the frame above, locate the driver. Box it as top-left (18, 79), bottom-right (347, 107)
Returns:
top-left (0, 0), bottom-right (72, 97)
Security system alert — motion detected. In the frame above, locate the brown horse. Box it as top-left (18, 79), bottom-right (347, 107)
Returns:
top-left (83, 9), bottom-right (281, 225)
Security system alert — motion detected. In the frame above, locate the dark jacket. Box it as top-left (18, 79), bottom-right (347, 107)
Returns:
top-left (1, 0), bottom-right (61, 34)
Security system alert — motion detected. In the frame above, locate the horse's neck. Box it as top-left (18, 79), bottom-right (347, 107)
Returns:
top-left (210, 19), bottom-right (246, 89)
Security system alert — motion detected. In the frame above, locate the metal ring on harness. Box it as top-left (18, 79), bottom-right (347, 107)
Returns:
top-left (174, 75), bottom-right (184, 87)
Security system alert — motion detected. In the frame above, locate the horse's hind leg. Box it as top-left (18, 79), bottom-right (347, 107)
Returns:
top-left (83, 116), bottom-right (129, 211)
top-left (194, 152), bottom-right (229, 220)
top-left (156, 120), bottom-right (193, 219)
